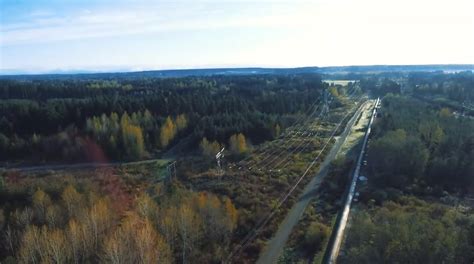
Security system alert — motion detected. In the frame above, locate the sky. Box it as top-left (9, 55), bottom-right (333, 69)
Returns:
top-left (0, 0), bottom-right (473, 74)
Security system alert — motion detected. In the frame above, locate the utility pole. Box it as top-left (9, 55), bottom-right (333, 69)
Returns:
top-left (166, 161), bottom-right (177, 182)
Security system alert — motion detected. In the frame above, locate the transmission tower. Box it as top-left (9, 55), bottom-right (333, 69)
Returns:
top-left (216, 147), bottom-right (225, 178)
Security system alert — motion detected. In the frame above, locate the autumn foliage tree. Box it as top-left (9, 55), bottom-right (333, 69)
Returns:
top-left (121, 112), bottom-right (145, 159)
top-left (160, 116), bottom-right (176, 148)
top-left (14, 186), bottom-right (117, 264)
top-left (160, 114), bottom-right (188, 149)
top-left (102, 212), bottom-right (172, 264)
top-left (61, 185), bottom-right (83, 219)
top-left (175, 114), bottom-right (188, 131)
top-left (4, 181), bottom-right (238, 263)
top-left (200, 137), bottom-right (221, 157)
top-left (84, 110), bottom-right (160, 160)
top-left (197, 192), bottom-right (238, 244)
top-left (17, 225), bottom-right (72, 263)
top-left (32, 189), bottom-right (52, 224)
top-left (229, 133), bottom-right (248, 154)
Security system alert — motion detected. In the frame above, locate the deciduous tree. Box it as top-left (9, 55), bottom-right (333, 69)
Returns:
top-left (61, 184), bottom-right (83, 219)
top-left (200, 137), bottom-right (221, 157)
top-left (32, 189), bottom-right (52, 224)
top-left (160, 116), bottom-right (177, 148)
top-left (229, 133), bottom-right (248, 154)
top-left (176, 114), bottom-right (188, 131)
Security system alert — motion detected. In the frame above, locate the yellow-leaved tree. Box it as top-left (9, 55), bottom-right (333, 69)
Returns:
top-left (102, 212), bottom-right (172, 263)
top-left (160, 116), bottom-right (177, 148)
top-left (439, 108), bottom-right (452, 118)
top-left (200, 137), bottom-right (221, 157)
top-left (175, 114), bottom-right (188, 131)
top-left (32, 189), bottom-right (51, 224)
top-left (121, 112), bottom-right (145, 159)
top-left (229, 133), bottom-right (248, 154)
top-left (61, 184), bottom-right (83, 220)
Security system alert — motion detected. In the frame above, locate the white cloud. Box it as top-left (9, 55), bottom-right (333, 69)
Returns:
top-left (1, 2), bottom-right (313, 46)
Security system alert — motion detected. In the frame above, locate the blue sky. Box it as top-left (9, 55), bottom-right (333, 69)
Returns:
top-left (1, 0), bottom-right (473, 74)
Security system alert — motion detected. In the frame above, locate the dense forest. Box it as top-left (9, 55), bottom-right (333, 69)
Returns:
top-left (409, 71), bottom-right (474, 103)
top-left (368, 95), bottom-right (474, 193)
top-left (340, 197), bottom-right (474, 263)
top-left (0, 75), bottom-right (327, 163)
top-left (341, 92), bottom-right (474, 263)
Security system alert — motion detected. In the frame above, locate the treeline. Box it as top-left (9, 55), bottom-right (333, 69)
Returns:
top-left (0, 74), bottom-right (324, 162)
top-left (0, 180), bottom-right (238, 263)
top-left (200, 133), bottom-right (249, 157)
top-left (367, 95), bottom-right (474, 193)
top-left (409, 71), bottom-right (474, 103)
top-left (0, 110), bottom-right (188, 161)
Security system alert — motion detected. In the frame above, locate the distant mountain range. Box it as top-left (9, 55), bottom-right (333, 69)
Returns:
top-left (1, 64), bottom-right (473, 80)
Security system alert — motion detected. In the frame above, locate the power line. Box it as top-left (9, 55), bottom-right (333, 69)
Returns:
top-left (225, 94), bottom-right (364, 263)
top-left (239, 88), bottom-right (333, 165)
top-left (253, 86), bottom-right (358, 171)
top-left (267, 88), bottom-right (360, 170)
top-left (257, 99), bottom-right (332, 170)
top-left (225, 101), bottom-right (360, 263)
top-left (241, 98), bottom-right (325, 166)
top-left (243, 84), bottom-right (357, 168)
top-left (238, 95), bottom-right (324, 164)
top-left (225, 88), bottom-right (361, 259)
top-left (244, 89), bottom-right (339, 169)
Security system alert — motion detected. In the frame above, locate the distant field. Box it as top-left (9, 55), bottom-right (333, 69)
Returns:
top-left (323, 80), bottom-right (357, 86)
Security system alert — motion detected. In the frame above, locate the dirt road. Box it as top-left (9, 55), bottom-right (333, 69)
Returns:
top-left (0, 158), bottom-right (168, 173)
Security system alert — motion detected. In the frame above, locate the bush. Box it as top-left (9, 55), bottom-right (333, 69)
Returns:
top-left (372, 189), bottom-right (388, 205)
top-left (302, 222), bottom-right (330, 256)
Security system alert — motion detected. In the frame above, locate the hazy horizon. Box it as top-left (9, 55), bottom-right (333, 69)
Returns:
top-left (1, 63), bottom-right (474, 76)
